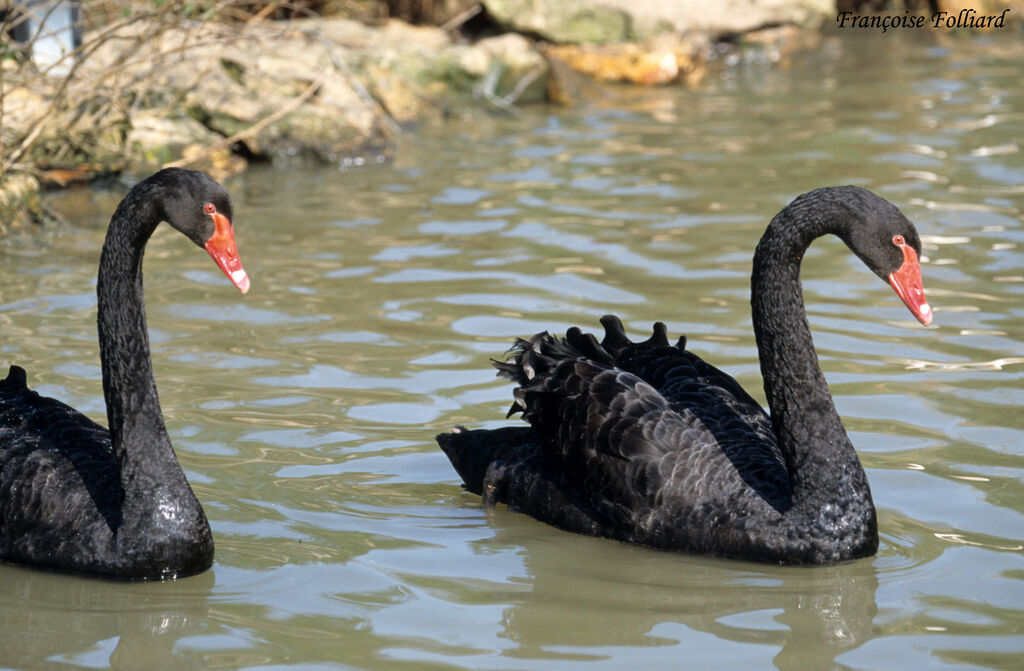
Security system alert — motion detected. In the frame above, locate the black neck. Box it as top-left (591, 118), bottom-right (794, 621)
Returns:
top-left (750, 196), bottom-right (874, 519)
top-left (96, 187), bottom-right (179, 488)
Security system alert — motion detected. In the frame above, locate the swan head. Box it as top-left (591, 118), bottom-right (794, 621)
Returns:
top-left (831, 187), bottom-right (932, 326)
top-left (154, 168), bottom-right (251, 294)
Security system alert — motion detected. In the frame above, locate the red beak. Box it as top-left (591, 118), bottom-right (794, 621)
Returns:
top-left (888, 242), bottom-right (931, 326)
top-left (203, 212), bottom-right (250, 294)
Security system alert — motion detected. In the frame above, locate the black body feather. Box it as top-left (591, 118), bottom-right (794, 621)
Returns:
top-left (438, 186), bottom-right (929, 564)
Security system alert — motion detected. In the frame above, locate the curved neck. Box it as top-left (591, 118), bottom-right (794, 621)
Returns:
top-left (750, 202), bottom-right (874, 518)
top-left (90, 175), bottom-right (212, 573)
top-left (96, 189), bottom-right (177, 486)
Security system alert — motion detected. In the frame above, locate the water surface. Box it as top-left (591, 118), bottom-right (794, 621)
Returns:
top-left (1, 32), bottom-right (1022, 670)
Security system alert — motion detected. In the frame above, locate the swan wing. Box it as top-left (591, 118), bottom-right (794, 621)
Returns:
top-left (0, 366), bottom-right (120, 565)
top-left (500, 320), bottom-right (791, 521)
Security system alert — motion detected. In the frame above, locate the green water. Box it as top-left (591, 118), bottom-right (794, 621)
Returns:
top-left (1, 32), bottom-right (1022, 670)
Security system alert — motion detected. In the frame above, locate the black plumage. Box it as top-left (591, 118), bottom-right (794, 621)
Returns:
top-left (0, 168), bottom-right (250, 579)
top-left (438, 186), bottom-right (932, 565)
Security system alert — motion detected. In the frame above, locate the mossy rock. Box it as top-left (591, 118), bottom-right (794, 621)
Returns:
top-left (0, 173), bottom-right (45, 231)
top-left (483, 0), bottom-right (632, 44)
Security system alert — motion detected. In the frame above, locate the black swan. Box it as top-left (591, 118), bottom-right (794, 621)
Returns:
top-left (437, 186), bottom-right (932, 565)
top-left (0, 168), bottom-right (250, 579)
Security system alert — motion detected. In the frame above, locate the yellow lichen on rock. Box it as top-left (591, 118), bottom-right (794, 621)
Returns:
top-left (543, 39), bottom-right (705, 87)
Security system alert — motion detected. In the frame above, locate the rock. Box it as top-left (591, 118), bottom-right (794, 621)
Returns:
top-left (127, 112), bottom-right (246, 179)
top-left (0, 86), bottom-right (50, 146)
top-left (174, 145), bottom-right (248, 182)
top-left (543, 36), bottom-right (706, 86)
top-left (0, 172), bottom-right (46, 231)
top-left (364, 63), bottom-right (440, 126)
top-left (126, 112), bottom-right (222, 164)
top-left (483, 0), bottom-right (832, 43)
top-left (543, 53), bottom-right (600, 106)
top-left (484, 0), bottom-right (633, 44)
top-left (321, 19), bottom-right (551, 113)
top-left (75, 19), bottom-right (399, 167)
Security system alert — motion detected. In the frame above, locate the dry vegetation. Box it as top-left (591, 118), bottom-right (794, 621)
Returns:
top-left (0, 0), bottom-right (390, 187)
top-left (0, 0), bottom-right (493, 227)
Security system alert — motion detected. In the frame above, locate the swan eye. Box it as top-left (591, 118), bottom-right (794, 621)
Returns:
top-left (892, 234), bottom-right (905, 246)
top-left (203, 203), bottom-right (216, 215)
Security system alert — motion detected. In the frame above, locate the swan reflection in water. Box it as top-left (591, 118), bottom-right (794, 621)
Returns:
top-left (442, 508), bottom-right (880, 670)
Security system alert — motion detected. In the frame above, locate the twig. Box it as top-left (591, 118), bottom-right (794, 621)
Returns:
top-left (440, 2), bottom-right (482, 34)
top-left (246, 0), bottom-right (285, 26)
top-left (505, 63), bottom-right (545, 105)
top-left (310, 30), bottom-right (403, 137)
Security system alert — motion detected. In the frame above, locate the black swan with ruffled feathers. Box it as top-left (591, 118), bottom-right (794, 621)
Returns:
top-left (438, 186), bottom-right (932, 564)
top-left (0, 169), bottom-right (250, 579)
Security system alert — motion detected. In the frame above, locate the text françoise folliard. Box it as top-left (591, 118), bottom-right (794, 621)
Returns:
top-left (837, 8), bottom-right (1011, 32)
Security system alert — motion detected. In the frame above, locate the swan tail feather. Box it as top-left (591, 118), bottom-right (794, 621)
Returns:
top-left (1, 365), bottom-right (27, 390)
top-left (599, 314), bottom-right (630, 352)
top-left (492, 317), bottom-right (694, 425)
top-left (565, 327), bottom-right (613, 365)
top-left (645, 322), bottom-right (670, 348)
top-left (599, 314), bottom-right (688, 356)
